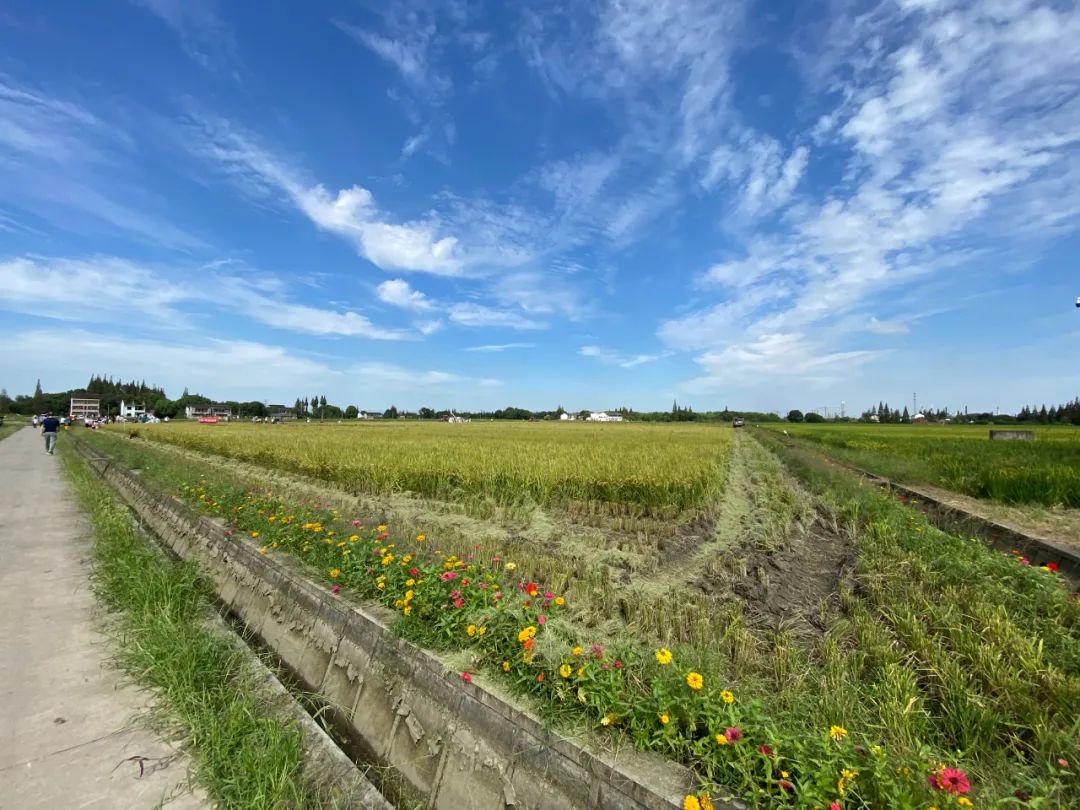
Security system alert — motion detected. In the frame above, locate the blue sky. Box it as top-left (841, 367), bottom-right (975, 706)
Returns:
top-left (1, 0), bottom-right (1078, 414)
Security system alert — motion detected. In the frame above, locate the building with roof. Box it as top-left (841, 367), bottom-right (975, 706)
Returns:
top-left (69, 397), bottom-right (101, 420)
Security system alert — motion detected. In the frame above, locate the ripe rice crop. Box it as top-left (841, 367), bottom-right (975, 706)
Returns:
top-left (766, 424), bottom-right (1080, 508)
top-left (129, 421), bottom-right (733, 516)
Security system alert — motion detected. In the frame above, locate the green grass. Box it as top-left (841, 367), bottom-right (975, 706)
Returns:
top-left (60, 445), bottom-right (319, 809)
top-left (115, 420), bottom-right (733, 517)
top-left (763, 422), bottom-right (1080, 508)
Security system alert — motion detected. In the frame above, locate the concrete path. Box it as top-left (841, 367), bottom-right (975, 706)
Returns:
top-left (0, 428), bottom-right (205, 809)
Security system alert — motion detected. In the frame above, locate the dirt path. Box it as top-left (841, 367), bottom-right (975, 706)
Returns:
top-left (0, 427), bottom-right (205, 809)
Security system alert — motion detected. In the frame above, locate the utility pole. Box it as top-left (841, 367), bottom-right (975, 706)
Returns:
top-left (913, 392), bottom-right (917, 415)
top-left (841, 400), bottom-right (845, 419)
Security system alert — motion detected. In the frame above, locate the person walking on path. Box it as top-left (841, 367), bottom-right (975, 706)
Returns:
top-left (40, 412), bottom-right (61, 454)
top-left (40, 413), bottom-right (61, 454)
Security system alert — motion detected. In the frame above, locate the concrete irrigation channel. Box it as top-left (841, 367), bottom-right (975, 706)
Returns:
top-left (73, 438), bottom-right (704, 810)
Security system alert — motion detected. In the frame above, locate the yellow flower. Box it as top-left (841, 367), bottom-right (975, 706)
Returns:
top-left (405, 578), bottom-right (415, 586)
top-left (659, 713), bottom-right (670, 725)
top-left (720, 690), bottom-right (734, 704)
top-left (600, 713), bottom-right (615, 727)
top-left (700, 795), bottom-right (714, 810)
top-left (504, 561), bottom-right (516, 571)
top-left (517, 626), bottom-right (537, 642)
top-left (554, 596), bottom-right (565, 606)
top-left (870, 745), bottom-right (882, 757)
top-left (329, 568), bottom-right (340, 579)
top-left (655, 648), bottom-right (673, 666)
top-left (956, 799), bottom-right (972, 809)
top-left (686, 671), bottom-right (703, 691)
top-left (576, 667), bottom-right (585, 678)
top-left (250, 531), bottom-right (260, 538)
top-left (467, 624), bottom-right (476, 637)
top-left (477, 626), bottom-right (486, 636)
top-left (502, 660), bottom-right (510, 672)
top-left (348, 534), bottom-right (359, 542)
top-left (572, 646), bottom-right (583, 656)
top-left (577, 688), bottom-right (587, 704)
top-left (559, 664), bottom-right (572, 678)
top-left (376, 524), bottom-right (387, 532)
top-left (416, 533), bottom-right (426, 542)
top-left (403, 605), bottom-right (411, 615)
top-left (377, 581), bottom-right (385, 590)
top-left (683, 796), bottom-right (701, 810)
top-left (715, 733), bottom-right (728, 746)
top-left (259, 546), bottom-right (269, 555)
top-left (829, 725), bottom-right (848, 742)
top-left (780, 771), bottom-right (789, 779)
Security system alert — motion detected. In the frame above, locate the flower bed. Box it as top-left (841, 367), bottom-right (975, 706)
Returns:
top-left (176, 477), bottom-right (1077, 809)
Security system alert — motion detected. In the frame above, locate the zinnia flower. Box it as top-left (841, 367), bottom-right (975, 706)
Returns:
top-left (759, 744), bottom-right (773, 756)
top-left (655, 648), bottom-right (673, 666)
top-left (331, 584), bottom-right (342, 595)
top-left (725, 726), bottom-right (742, 742)
top-left (329, 568), bottom-right (340, 579)
top-left (659, 713), bottom-right (670, 725)
top-left (683, 797), bottom-right (701, 810)
top-left (686, 671), bottom-right (703, 691)
top-left (502, 660), bottom-right (510, 672)
top-left (559, 664), bottom-right (572, 678)
top-left (720, 690), bottom-right (734, 704)
top-left (929, 767), bottom-right (970, 795)
top-left (461, 671), bottom-right (472, 683)
top-left (466, 624), bottom-right (476, 637)
top-left (572, 646), bottom-right (583, 656)
top-left (829, 725), bottom-right (848, 742)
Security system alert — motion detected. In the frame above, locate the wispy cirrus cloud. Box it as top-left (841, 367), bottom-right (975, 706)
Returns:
top-left (464, 342), bottom-right (535, 352)
top-left (130, 0), bottom-right (239, 73)
top-left (661, 0), bottom-right (1080, 393)
top-left (579, 345), bottom-right (671, 369)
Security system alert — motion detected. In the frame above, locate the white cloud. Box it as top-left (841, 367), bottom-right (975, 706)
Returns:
top-left (186, 116), bottom-right (467, 275)
top-left (375, 279), bottom-right (436, 311)
top-left (579, 345), bottom-right (671, 369)
top-left (464, 343), bottom-right (535, 352)
top-left (0, 255), bottom-right (415, 341)
top-left (448, 302), bottom-right (546, 330)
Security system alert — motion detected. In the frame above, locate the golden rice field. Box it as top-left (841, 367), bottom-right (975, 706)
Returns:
top-left (127, 421), bottom-right (733, 516)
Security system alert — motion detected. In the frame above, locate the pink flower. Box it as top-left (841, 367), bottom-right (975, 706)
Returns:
top-left (544, 591), bottom-right (554, 601)
top-left (1058, 758), bottom-right (1070, 768)
top-left (759, 744), bottom-right (773, 756)
top-left (614, 659), bottom-right (623, 669)
top-left (461, 671), bottom-right (472, 683)
top-left (453, 598), bottom-right (464, 609)
top-left (450, 590), bottom-right (461, 599)
top-left (725, 727), bottom-right (742, 742)
top-left (441, 571), bottom-right (459, 582)
top-left (376, 531), bottom-right (389, 540)
top-left (479, 582), bottom-right (488, 589)
top-left (351, 519), bottom-right (362, 526)
top-left (830, 803), bottom-right (841, 810)
top-left (929, 768), bottom-right (970, 795)
top-left (1020, 558), bottom-right (1031, 566)
top-left (493, 591), bottom-right (503, 600)
top-left (537, 615), bottom-right (547, 625)
top-left (591, 644), bottom-right (604, 659)
top-left (331, 584), bottom-right (342, 595)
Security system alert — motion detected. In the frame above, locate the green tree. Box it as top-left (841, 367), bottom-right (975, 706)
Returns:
top-left (344, 405), bottom-right (358, 419)
top-left (805, 411), bottom-right (825, 423)
top-left (786, 409), bottom-right (804, 422)
top-left (32, 379), bottom-right (44, 413)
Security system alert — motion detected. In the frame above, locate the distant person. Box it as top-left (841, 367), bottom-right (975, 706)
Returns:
top-left (40, 413), bottom-right (61, 454)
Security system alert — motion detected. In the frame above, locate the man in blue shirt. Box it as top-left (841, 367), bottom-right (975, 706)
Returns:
top-left (41, 413), bottom-right (61, 455)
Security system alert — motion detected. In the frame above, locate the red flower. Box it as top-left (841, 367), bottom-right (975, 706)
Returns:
top-left (409, 567), bottom-right (419, 576)
top-left (1046, 562), bottom-right (1059, 572)
top-left (331, 584), bottom-right (342, 595)
top-left (725, 727), bottom-right (742, 742)
top-left (830, 803), bottom-right (841, 810)
top-left (779, 780), bottom-right (793, 792)
top-left (376, 531), bottom-right (389, 540)
top-left (461, 671), bottom-right (472, 683)
top-left (759, 744), bottom-right (773, 756)
top-left (614, 659), bottom-right (623, 669)
top-left (453, 598), bottom-right (464, 609)
top-left (523, 638), bottom-right (535, 651)
top-left (929, 767), bottom-right (970, 795)
top-left (537, 615), bottom-right (547, 625)
top-left (1058, 758), bottom-right (1070, 768)
top-left (441, 571), bottom-right (459, 582)
top-left (536, 672), bottom-right (545, 683)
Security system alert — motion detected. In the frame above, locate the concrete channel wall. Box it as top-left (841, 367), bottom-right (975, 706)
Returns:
top-left (75, 441), bottom-right (699, 810)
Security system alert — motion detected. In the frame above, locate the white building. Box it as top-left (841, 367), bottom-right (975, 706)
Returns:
top-left (587, 411), bottom-right (624, 422)
top-left (119, 400), bottom-right (147, 419)
top-left (559, 413), bottom-right (576, 421)
top-left (184, 403), bottom-right (234, 420)
top-left (69, 397), bottom-right (100, 421)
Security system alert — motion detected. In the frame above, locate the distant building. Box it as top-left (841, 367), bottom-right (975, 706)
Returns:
top-left (184, 403), bottom-right (234, 420)
top-left (356, 410), bottom-right (380, 420)
top-left (266, 405), bottom-right (294, 421)
top-left (70, 397), bottom-right (101, 420)
top-left (119, 400), bottom-right (147, 419)
top-left (586, 411), bottom-right (624, 422)
top-left (559, 413), bottom-right (576, 421)
top-left (912, 413), bottom-right (927, 422)
top-left (868, 414), bottom-right (880, 423)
